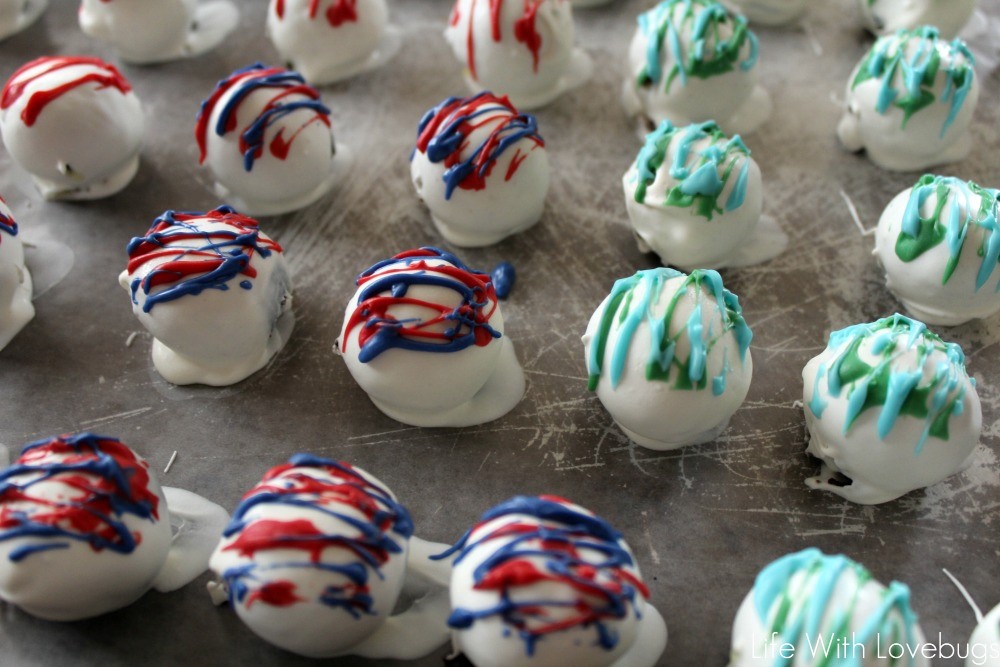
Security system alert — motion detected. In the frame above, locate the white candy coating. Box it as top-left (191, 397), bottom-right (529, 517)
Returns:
top-left (79, 0), bottom-right (239, 64)
top-left (968, 604), bottom-right (1000, 667)
top-left (446, 496), bottom-right (667, 667)
top-left (0, 198), bottom-right (34, 352)
top-left (197, 64), bottom-right (339, 216)
top-left (723, 0), bottom-right (808, 25)
top-left (729, 548), bottom-right (930, 667)
top-left (119, 208), bottom-right (294, 387)
top-left (411, 93), bottom-right (549, 247)
top-left (583, 268), bottom-right (753, 450)
top-left (445, 0), bottom-right (590, 109)
top-left (802, 315), bottom-right (981, 504)
top-left (209, 457), bottom-right (450, 659)
top-left (267, 0), bottom-right (395, 84)
top-left (874, 176), bottom-right (1000, 326)
top-left (623, 120), bottom-right (763, 271)
top-left (837, 27), bottom-right (979, 172)
top-left (0, 0), bottom-right (46, 40)
top-left (337, 249), bottom-right (525, 427)
top-left (622, 0), bottom-right (771, 136)
top-left (0, 56), bottom-right (143, 200)
top-left (0, 434), bottom-right (172, 621)
top-left (858, 0), bottom-right (976, 39)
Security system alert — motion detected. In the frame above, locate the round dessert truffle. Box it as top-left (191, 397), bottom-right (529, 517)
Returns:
top-left (196, 63), bottom-right (339, 216)
top-left (858, 0), bottom-right (976, 39)
top-left (444, 0), bottom-right (592, 109)
top-left (968, 603), bottom-right (1000, 667)
top-left (802, 314), bottom-right (981, 505)
top-left (0, 56), bottom-right (144, 200)
top-left (0, 433), bottom-right (172, 621)
top-left (722, 0), bottom-right (808, 25)
top-left (209, 455), bottom-right (450, 659)
top-left (622, 0), bottom-right (771, 135)
top-left (267, 0), bottom-right (399, 84)
top-left (79, 0), bottom-right (239, 65)
top-left (119, 206), bottom-right (294, 387)
top-left (0, 196), bottom-right (33, 352)
top-left (0, 0), bottom-right (46, 41)
top-left (874, 175), bottom-right (1000, 326)
top-left (730, 548), bottom-right (929, 667)
top-left (583, 267), bottom-right (753, 450)
top-left (837, 27), bottom-right (978, 172)
top-left (411, 92), bottom-right (549, 247)
top-left (337, 247), bottom-right (525, 428)
top-left (623, 120), bottom-right (764, 271)
top-left (437, 495), bottom-right (667, 667)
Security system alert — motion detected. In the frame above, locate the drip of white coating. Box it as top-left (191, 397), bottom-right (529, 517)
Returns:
top-left (163, 450), bottom-right (178, 474)
top-left (152, 487), bottom-right (230, 593)
top-left (610, 605), bottom-right (668, 667)
top-left (840, 188), bottom-right (875, 237)
top-left (724, 215), bottom-right (789, 268)
top-left (20, 233), bottom-right (73, 299)
top-left (943, 568), bottom-right (984, 623)
top-left (368, 340), bottom-right (526, 428)
top-left (351, 537), bottom-right (453, 660)
top-left (79, 0), bottom-right (239, 65)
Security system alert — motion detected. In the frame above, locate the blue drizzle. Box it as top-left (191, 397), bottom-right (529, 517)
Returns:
top-left (0, 209), bottom-right (18, 237)
top-left (491, 261), bottom-right (516, 300)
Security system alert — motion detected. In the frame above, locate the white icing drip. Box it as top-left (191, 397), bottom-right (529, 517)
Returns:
top-left (152, 487), bottom-right (230, 593)
top-left (20, 234), bottom-right (74, 299)
top-left (610, 604), bottom-right (668, 667)
top-left (726, 215), bottom-right (789, 268)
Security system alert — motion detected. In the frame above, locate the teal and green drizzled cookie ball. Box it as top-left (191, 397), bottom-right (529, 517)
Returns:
top-left (802, 314), bottom-right (981, 505)
top-left (875, 174), bottom-right (1000, 326)
top-left (583, 267), bottom-right (753, 450)
top-left (729, 548), bottom-right (929, 667)
top-left (622, 0), bottom-right (771, 135)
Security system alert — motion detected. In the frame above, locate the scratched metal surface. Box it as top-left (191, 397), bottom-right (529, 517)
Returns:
top-left (0, 1), bottom-right (997, 665)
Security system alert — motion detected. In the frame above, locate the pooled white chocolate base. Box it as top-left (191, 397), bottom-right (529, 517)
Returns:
top-left (79, 0), bottom-right (239, 65)
top-left (874, 185), bottom-right (1000, 326)
top-left (0, 0), bottom-right (46, 40)
top-left (366, 340), bottom-right (525, 428)
top-left (152, 487), bottom-right (231, 593)
top-left (859, 0), bottom-right (976, 39)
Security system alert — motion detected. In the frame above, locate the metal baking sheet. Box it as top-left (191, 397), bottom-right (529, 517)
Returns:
top-left (0, 1), bottom-right (997, 665)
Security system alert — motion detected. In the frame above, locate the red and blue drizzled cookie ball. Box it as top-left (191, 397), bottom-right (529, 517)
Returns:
top-left (0, 56), bottom-right (144, 200)
top-left (337, 247), bottom-right (525, 427)
top-left (437, 495), bottom-right (667, 667)
top-left (196, 63), bottom-right (339, 216)
top-left (411, 92), bottom-right (549, 247)
top-left (0, 433), bottom-right (171, 621)
top-left (119, 206), bottom-right (294, 386)
top-left (209, 455), bottom-right (450, 659)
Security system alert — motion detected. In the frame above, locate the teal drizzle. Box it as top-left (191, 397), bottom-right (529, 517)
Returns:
top-left (851, 26), bottom-right (975, 138)
top-left (895, 174), bottom-right (1000, 291)
top-left (636, 0), bottom-right (758, 92)
top-left (753, 549), bottom-right (921, 667)
top-left (633, 120), bottom-right (751, 221)
top-left (813, 314), bottom-right (969, 452)
top-left (587, 267), bottom-right (752, 392)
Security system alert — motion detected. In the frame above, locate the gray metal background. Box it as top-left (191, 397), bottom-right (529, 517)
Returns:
top-left (0, 1), bottom-right (997, 665)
